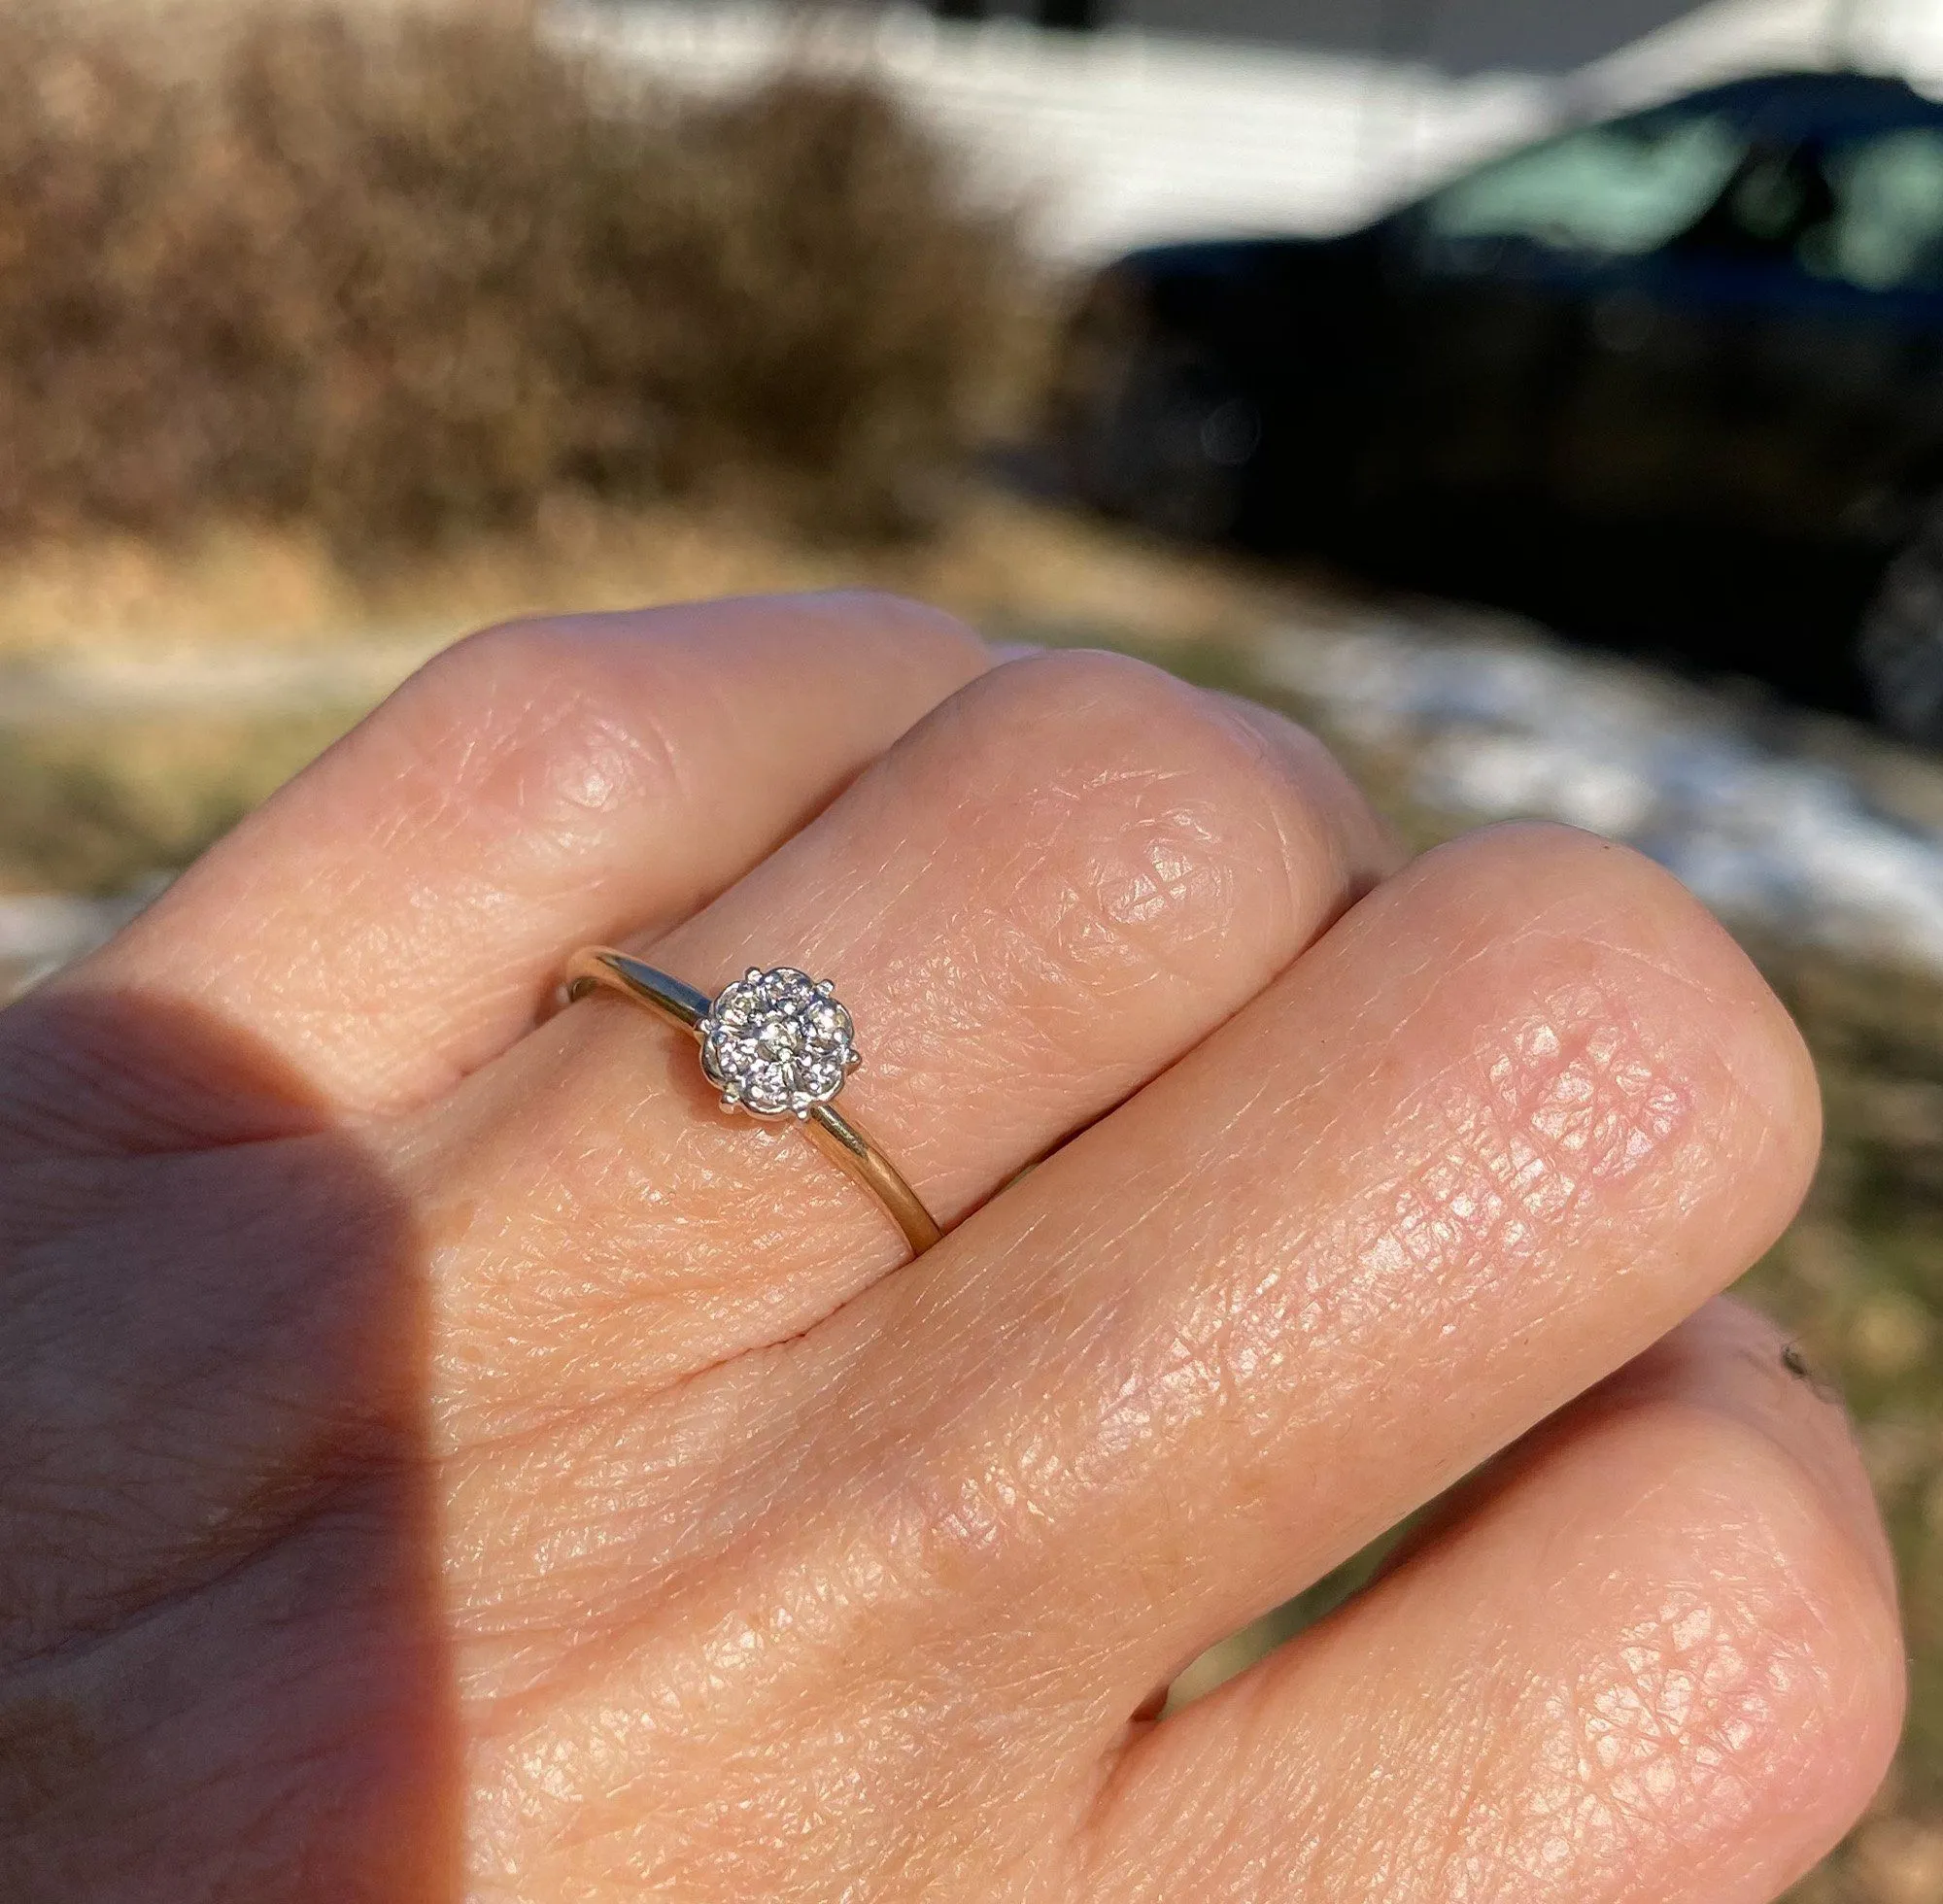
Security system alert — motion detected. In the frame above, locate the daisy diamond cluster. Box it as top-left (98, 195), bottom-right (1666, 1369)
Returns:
top-left (699, 966), bottom-right (859, 1117)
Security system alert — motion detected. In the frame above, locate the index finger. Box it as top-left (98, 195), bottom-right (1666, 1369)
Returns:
top-left (5, 593), bottom-right (990, 1147)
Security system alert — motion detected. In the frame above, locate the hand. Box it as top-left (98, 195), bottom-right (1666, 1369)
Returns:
top-left (0, 594), bottom-right (1902, 1901)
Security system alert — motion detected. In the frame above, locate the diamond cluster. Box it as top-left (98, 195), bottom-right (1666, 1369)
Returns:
top-left (699, 966), bottom-right (859, 1117)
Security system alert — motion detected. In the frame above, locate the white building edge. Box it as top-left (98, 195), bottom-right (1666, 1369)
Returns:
top-left (556, 0), bottom-right (1943, 258)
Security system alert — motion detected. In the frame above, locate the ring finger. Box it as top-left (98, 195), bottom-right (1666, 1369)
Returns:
top-left (408, 647), bottom-right (1394, 1432)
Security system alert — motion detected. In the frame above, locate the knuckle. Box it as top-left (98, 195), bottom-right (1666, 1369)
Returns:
top-left (384, 617), bottom-right (689, 843)
top-left (786, 587), bottom-right (988, 660)
top-left (411, 613), bottom-right (586, 716)
top-left (390, 593), bottom-right (987, 845)
top-left (1383, 826), bottom-right (1818, 1282)
top-left (936, 650), bottom-right (1346, 998)
top-left (1537, 1406), bottom-right (1903, 1871)
top-left (1438, 995), bottom-right (1697, 1248)
top-left (666, 588), bottom-right (991, 694)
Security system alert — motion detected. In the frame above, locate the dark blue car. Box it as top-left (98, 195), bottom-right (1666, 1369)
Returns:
top-left (1053, 71), bottom-right (1943, 739)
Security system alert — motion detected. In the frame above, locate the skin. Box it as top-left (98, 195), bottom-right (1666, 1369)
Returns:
top-left (0, 592), bottom-right (1905, 1901)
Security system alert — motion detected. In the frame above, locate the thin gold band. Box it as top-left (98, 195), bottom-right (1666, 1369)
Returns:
top-left (562, 947), bottom-right (942, 1259)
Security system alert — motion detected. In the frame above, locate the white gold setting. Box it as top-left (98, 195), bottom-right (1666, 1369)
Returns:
top-left (563, 946), bottom-right (938, 1255)
top-left (698, 966), bottom-right (862, 1118)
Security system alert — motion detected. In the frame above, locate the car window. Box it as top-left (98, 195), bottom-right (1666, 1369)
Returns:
top-left (1423, 113), bottom-right (1749, 257)
top-left (1802, 125), bottom-right (1943, 290)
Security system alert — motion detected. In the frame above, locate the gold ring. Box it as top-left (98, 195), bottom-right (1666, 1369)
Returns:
top-left (562, 948), bottom-right (941, 1259)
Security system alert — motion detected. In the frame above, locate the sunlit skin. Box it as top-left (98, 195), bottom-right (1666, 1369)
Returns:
top-left (0, 594), bottom-right (1904, 1901)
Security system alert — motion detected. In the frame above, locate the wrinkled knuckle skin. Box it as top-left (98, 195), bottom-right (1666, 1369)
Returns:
top-left (1191, 989), bottom-right (1709, 1470)
top-left (1443, 823), bottom-right (1817, 1119)
top-left (1365, 824), bottom-right (1818, 1300)
top-left (392, 595), bottom-right (987, 852)
top-left (1406, 992), bottom-right (1695, 1289)
top-left (378, 620), bottom-right (689, 850)
top-left (1473, 1412), bottom-right (1905, 1899)
top-left (942, 650), bottom-right (1340, 1008)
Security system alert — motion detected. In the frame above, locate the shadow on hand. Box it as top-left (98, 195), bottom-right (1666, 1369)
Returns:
top-left (0, 985), bottom-right (460, 1902)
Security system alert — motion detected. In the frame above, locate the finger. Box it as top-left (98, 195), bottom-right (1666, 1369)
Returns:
top-left (421, 650), bottom-right (1396, 1432)
top-left (791, 824), bottom-right (1821, 1708)
top-left (6, 593), bottom-right (989, 1144)
top-left (1083, 1298), bottom-right (1904, 1904)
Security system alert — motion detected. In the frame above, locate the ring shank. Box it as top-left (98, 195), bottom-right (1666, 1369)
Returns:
top-left (563, 947), bottom-right (942, 1258)
top-left (799, 1103), bottom-right (942, 1255)
top-left (565, 947), bottom-right (711, 1031)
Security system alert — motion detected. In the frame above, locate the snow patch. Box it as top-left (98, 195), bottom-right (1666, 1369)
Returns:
top-left (1263, 612), bottom-right (1943, 976)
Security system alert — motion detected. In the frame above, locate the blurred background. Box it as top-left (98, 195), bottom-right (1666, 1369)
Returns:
top-left (4, 2), bottom-right (1943, 1894)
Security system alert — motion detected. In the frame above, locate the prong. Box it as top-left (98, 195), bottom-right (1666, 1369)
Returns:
top-left (816, 978), bottom-right (835, 996)
top-left (794, 1105), bottom-right (810, 1120)
top-left (696, 1016), bottom-right (714, 1037)
top-left (720, 1079), bottom-right (744, 1106)
top-left (745, 967), bottom-right (763, 984)
top-left (845, 1048), bottom-right (863, 1069)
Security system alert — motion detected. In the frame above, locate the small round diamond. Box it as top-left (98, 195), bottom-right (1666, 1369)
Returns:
top-left (699, 966), bottom-right (859, 1117)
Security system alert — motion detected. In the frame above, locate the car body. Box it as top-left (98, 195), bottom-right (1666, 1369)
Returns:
top-left (1052, 71), bottom-right (1943, 736)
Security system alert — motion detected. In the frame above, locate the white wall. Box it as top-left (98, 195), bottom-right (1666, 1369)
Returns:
top-left (1116, 0), bottom-right (1724, 76)
top-left (555, 0), bottom-right (1943, 259)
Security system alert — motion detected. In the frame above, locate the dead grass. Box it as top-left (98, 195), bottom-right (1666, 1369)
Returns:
top-left (0, 488), bottom-right (1295, 664)
top-left (0, 708), bottom-right (358, 895)
top-left (0, 0), bottom-right (1041, 556)
top-left (0, 492), bottom-right (1304, 897)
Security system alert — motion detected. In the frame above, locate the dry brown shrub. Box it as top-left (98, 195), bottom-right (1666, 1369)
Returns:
top-left (0, 1), bottom-right (1040, 554)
